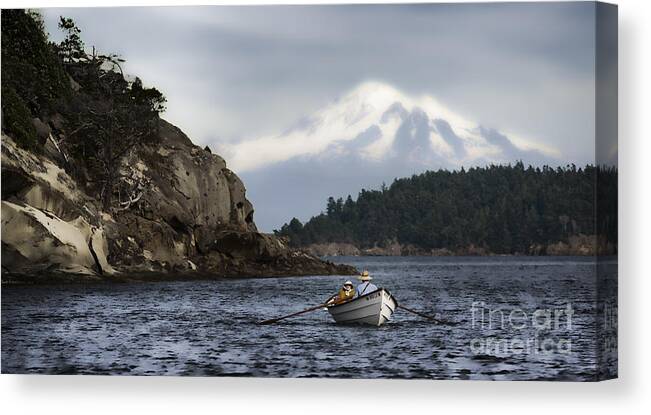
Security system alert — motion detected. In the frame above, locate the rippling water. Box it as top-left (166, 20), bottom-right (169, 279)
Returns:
top-left (1, 256), bottom-right (617, 380)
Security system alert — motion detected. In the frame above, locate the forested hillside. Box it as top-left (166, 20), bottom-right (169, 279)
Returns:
top-left (276, 163), bottom-right (617, 255)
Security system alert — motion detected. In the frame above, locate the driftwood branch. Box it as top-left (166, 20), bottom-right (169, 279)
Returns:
top-left (116, 171), bottom-right (151, 211)
top-left (47, 133), bottom-right (69, 163)
top-left (118, 191), bottom-right (144, 211)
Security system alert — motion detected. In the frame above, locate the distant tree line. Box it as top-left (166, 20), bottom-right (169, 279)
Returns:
top-left (276, 163), bottom-right (617, 254)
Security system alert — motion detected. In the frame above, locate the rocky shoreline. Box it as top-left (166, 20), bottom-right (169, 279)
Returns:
top-left (304, 235), bottom-right (616, 257)
top-left (1, 255), bottom-right (354, 285)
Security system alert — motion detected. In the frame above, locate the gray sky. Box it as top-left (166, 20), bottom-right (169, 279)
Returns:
top-left (43, 3), bottom-right (597, 165)
top-left (40, 3), bottom-right (613, 231)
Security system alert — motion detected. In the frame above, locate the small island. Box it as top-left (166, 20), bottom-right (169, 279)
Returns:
top-left (276, 163), bottom-right (617, 257)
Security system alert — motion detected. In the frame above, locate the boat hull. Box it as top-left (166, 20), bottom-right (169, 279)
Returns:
top-left (327, 288), bottom-right (397, 326)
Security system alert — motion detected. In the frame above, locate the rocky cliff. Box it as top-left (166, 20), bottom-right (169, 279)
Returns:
top-left (1, 121), bottom-right (356, 283)
top-left (0, 10), bottom-right (355, 283)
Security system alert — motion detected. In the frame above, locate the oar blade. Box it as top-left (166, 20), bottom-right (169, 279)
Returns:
top-left (397, 304), bottom-right (446, 324)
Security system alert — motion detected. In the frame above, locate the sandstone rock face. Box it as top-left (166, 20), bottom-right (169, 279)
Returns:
top-left (1, 201), bottom-right (112, 276)
top-left (2, 135), bottom-right (113, 277)
top-left (1, 121), bottom-right (357, 283)
top-left (132, 121), bottom-right (255, 234)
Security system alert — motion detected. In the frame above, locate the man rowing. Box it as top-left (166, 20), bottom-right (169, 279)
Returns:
top-left (355, 270), bottom-right (378, 297)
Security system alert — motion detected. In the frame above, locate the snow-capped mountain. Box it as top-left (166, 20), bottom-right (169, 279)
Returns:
top-left (224, 81), bottom-right (561, 231)
top-left (226, 81), bottom-right (558, 173)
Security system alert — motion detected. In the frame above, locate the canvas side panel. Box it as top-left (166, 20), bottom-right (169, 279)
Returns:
top-left (595, 1), bottom-right (618, 381)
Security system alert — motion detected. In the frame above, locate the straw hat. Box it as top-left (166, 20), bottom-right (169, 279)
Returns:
top-left (358, 270), bottom-right (372, 281)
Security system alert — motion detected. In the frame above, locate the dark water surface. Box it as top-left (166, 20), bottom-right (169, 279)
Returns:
top-left (2, 256), bottom-right (617, 380)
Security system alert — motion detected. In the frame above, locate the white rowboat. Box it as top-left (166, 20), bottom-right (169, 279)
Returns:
top-left (326, 288), bottom-right (397, 326)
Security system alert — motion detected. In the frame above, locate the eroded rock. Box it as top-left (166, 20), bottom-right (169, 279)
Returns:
top-left (1, 201), bottom-right (113, 276)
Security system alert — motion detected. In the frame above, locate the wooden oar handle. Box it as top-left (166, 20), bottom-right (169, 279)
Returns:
top-left (397, 304), bottom-right (445, 324)
top-left (259, 303), bottom-right (327, 325)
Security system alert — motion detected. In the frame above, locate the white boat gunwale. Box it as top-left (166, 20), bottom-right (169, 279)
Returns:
top-left (327, 287), bottom-right (397, 309)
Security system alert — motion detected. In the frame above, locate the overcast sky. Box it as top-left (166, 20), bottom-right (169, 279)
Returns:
top-left (42, 3), bottom-right (599, 167)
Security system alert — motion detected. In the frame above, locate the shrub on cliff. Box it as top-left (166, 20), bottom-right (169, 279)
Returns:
top-left (64, 73), bottom-right (166, 209)
top-left (1, 10), bottom-right (71, 147)
top-left (1, 86), bottom-right (38, 150)
top-left (51, 17), bottom-right (167, 209)
top-left (2, 10), bottom-right (168, 210)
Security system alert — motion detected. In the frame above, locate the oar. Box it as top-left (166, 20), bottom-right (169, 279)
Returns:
top-left (397, 304), bottom-right (450, 324)
top-left (259, 303), bottom-right (327, 325)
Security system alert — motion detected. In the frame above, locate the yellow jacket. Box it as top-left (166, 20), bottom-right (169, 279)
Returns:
top-left (334, 287), bottom-right (355, 304)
